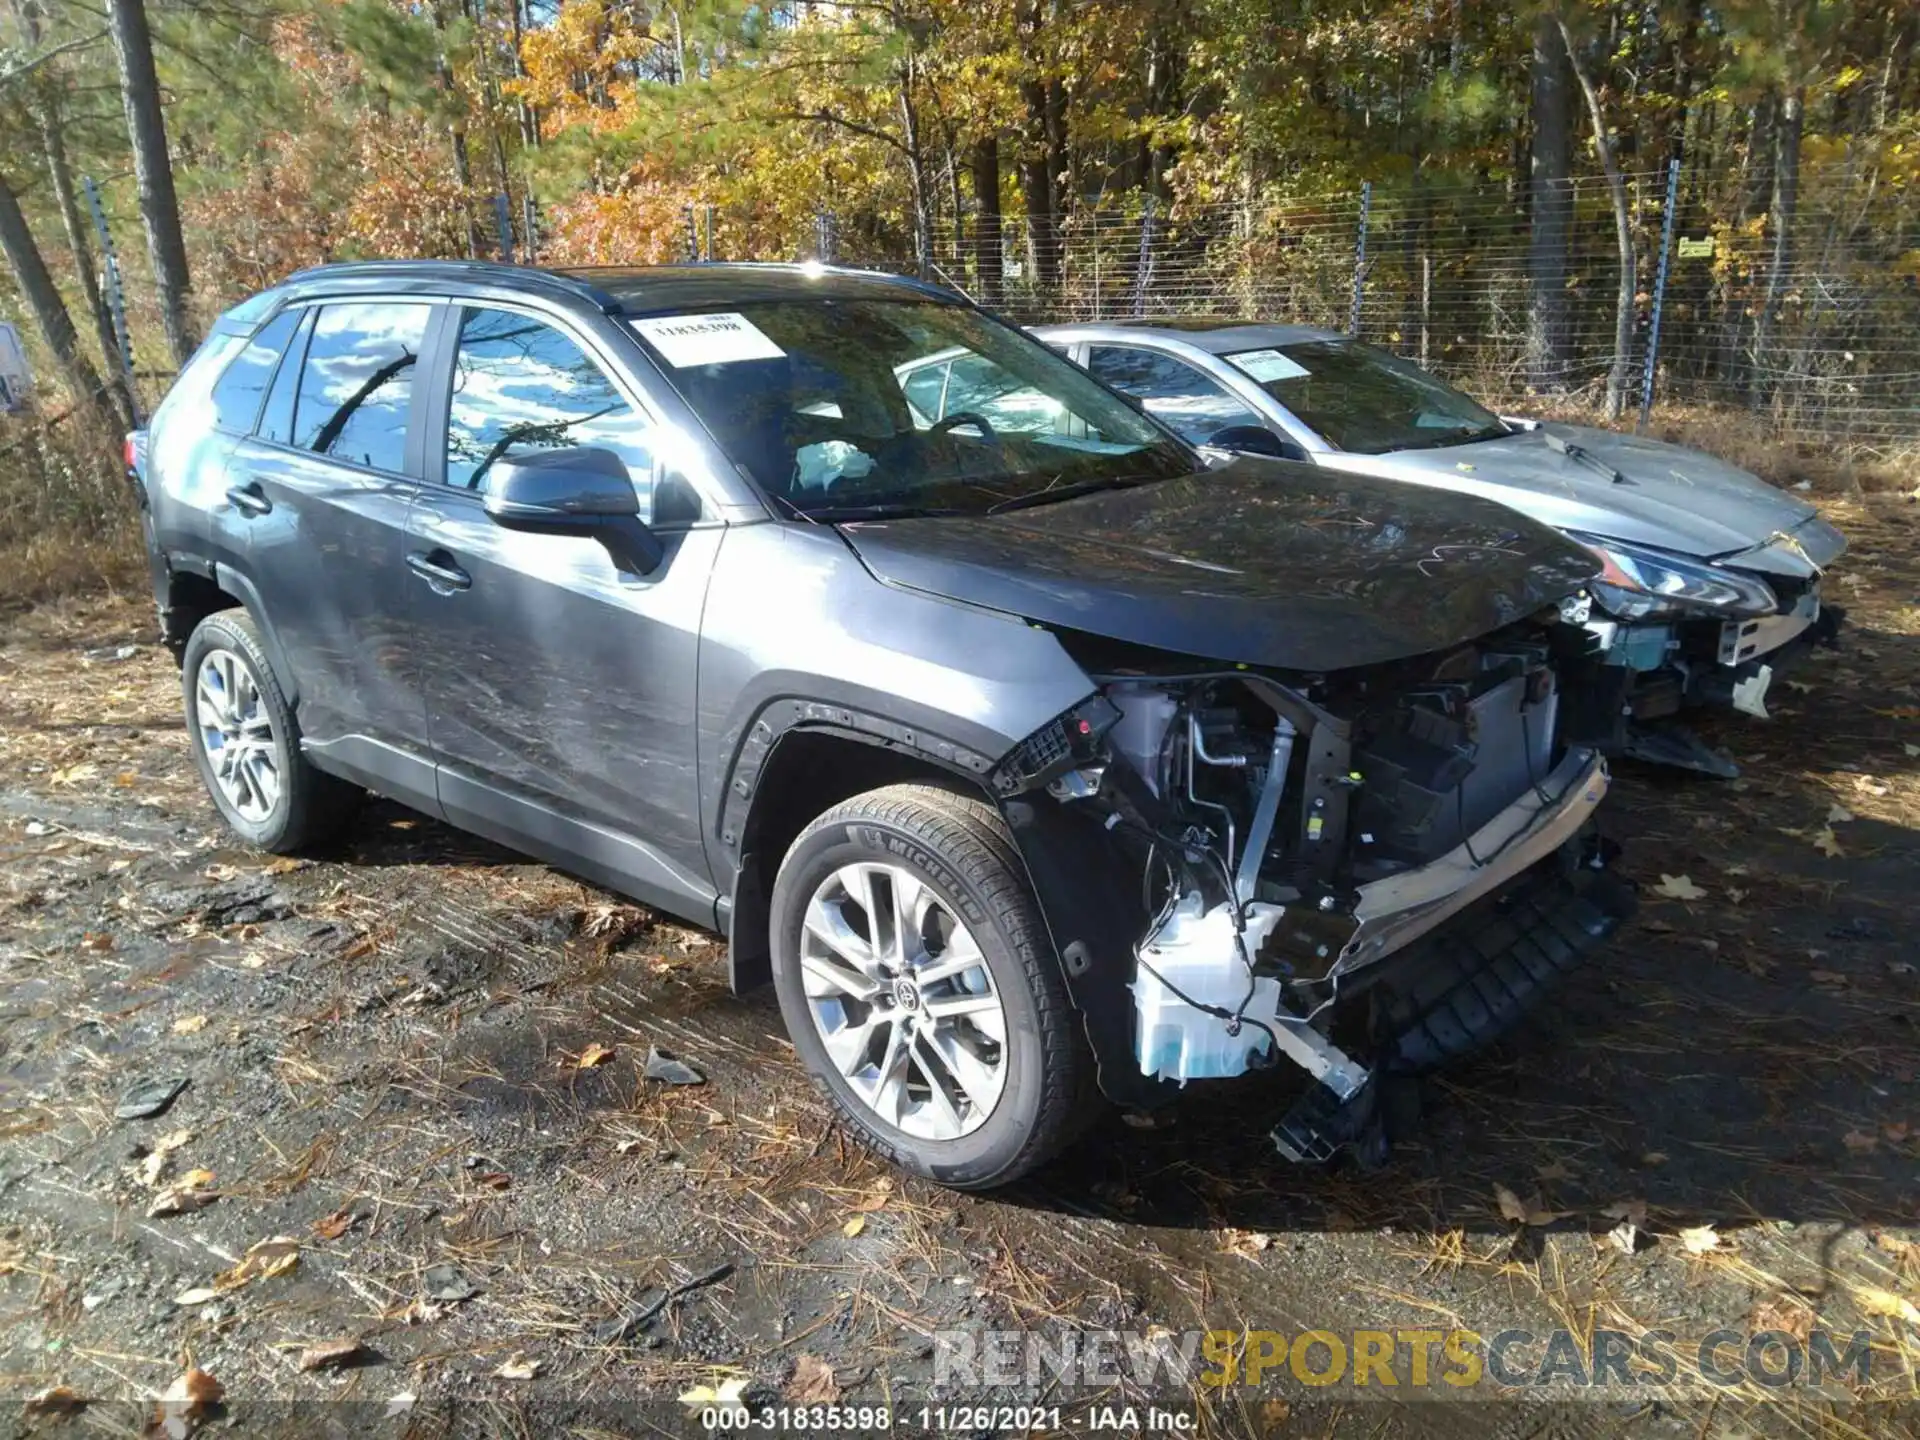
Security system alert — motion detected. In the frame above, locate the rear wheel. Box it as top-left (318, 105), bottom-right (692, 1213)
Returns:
top-left (769, 783), bottom-right (1097, 1189)
top-left (181, 609), bottom-right (360, 853)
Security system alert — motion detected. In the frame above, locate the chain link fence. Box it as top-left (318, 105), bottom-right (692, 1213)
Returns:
top-left (860, 166), bottom-right (1920, 454)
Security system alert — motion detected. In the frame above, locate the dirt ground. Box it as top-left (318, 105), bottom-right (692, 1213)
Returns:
top-left (2, 494), bottom-right (1917, 1438)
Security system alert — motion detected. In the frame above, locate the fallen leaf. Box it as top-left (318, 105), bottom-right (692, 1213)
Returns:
top-left (173, 1286), bottom-right (221, 1306)
top-left (473, 1171), bottom-right (512, 1192)
top-left (1750, 1294), bottom-right (1814, 1345)
top-left (217, 1236), bottom-right (300, 1290)
top-left (849, 1178), bottom-right (893, 1212)
top-left (1810, 969), bottom-right (1850, 987)
top-left (574, 1042), bottom-right (616, 1069)
top-left (493, 1352), bottom-right (541, 1380)
top-left (384, 1392), bottom-right (416, 1418)
top-left (1854, 1286), bottom-right (1920, 1326)
top-left (83, 931), bottom-right (115, 951)
top-left (1826, 805), bottom-right (1855, 824)
top-left (1676, 1224), bottom-right (1721, 1254)
top-left (614, 1138), bottom-right (646, 1155)
top-left (24, 1385), bottom-right (85, 1417)
top-left (172, 1015), bottom-right (208, 1035)
top-left (51, 762), bottom-right (98, 786)
top-left (1495, 1184), bottom-right (1568, 1227)
top-left (421, 1263), bottom-right (479, 1304)
top-left (311, 1208), bottom-right (358, 1241)
top-left (679, 1378), bottom-right (748, 1411)
top-left (1220, 1228), bottom-right (1274, 1256)
top-left (841, 1215), bottom-right (867, 1239)
top-left (1852, 775), bottom-right (1890, 797)
top-left (1812, 827), bottom-right (1846, 858)
top-left (298, 1336), bottom-right (364, 1372)
top-left (1535, 1160), bottom-right (1575, 1182)
top-left (1259, 1399), bottom-right (1292, 1430)
top-left (1607, 1220), bottom-right (1639, 1255)
top-left (1653, 874), bottom-right (1706, 900)
top-left (1842, 1129), bottom-right (1879, 1154)
top-left (1886, 1122), bottom-right (1911, 1144)
top-left (148, 1170), bottom-right (219, 1217)
top-left (155, 1366), bottom-right (222, 1437)
top-left (1602, 1198), bottom-right (1649, 1229)
top-left (787, 1353), bottom-right (839, 1404)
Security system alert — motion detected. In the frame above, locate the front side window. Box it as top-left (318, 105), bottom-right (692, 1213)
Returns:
top-left (443, 309), bottom-right (656, 509)
top-left (290, 301), bottom-right (432, 473)
top-left (1228, 340), bottom-right (1506, 454)
top-left (627, 300), bottom-right (1190, 517)
top-left (1085, 346), bottom-right (1265, 447)
top-left (210, 310), bottom-right (301, 435)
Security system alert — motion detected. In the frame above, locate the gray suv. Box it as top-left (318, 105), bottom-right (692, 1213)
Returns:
top-left (134, 261), bottom-right (1632, 1187)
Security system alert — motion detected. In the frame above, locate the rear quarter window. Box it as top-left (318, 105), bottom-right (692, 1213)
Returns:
top-left (209, 310), bottom-right (301, 435)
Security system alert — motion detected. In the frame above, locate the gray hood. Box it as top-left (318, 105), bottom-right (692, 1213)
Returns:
top-left (1314, 422), bottom-right (1845, 577)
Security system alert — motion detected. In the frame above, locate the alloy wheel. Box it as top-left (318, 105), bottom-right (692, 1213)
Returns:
top-left (798, 861), bottom-right (1008, 1141)
top-left (194, 648), bottom-right (282, 823)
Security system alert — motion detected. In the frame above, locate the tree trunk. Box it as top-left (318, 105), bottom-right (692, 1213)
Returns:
top-left (1526, 12), bottom-right (1574, 392)
top-left (970, 135), bottom-right (1004, 309)
top-left (897, 70), bottom-right (933, 281)
top-left (38, 103), bottom-right (135, 430)
top-left (107, 0), bottom-right (194, 368)
top-left (1015, 0), bottom-right (1062, 296)
top-left (1752, 86), bottom-right (1803, 409)
top-left (1558, 17), bottom-right (1636, 419)
top-left (0, 171), bottom-right (113, 425)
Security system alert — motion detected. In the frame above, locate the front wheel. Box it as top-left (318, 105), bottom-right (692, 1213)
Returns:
top-left (769, 784), bottom-right (1097, 1189)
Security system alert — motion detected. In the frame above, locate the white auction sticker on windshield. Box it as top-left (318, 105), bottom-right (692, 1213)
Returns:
top-left (1229, 348), bottom-right (1309, 382)
top-left (631, 312), bottom-right (785, 368)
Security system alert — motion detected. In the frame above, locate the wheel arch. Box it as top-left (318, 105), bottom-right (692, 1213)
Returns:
top-left (160, 557), bottom-right (300, 708)
top-left (724, 723), bottom-right (997, 995)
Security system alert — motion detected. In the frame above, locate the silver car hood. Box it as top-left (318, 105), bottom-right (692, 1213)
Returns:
top-left (1312, 422), bottom-right (1845, 577)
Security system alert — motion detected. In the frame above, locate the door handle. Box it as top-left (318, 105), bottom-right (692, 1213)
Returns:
top-left (225, 481), bottom-right (272, 517)
top-left (406, 550), bottom-right (472, 592)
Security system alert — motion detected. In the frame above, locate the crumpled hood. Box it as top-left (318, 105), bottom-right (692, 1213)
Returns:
top-left (1315, 422), bottom-right (1844, 574)
top-left (837, 459), bottom-right (1600, 673)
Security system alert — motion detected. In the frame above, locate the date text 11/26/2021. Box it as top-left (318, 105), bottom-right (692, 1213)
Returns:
top-left (700, 1405), bottom-right (1195, 1432)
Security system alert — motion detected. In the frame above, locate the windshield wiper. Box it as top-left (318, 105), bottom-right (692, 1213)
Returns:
top-left (985, 475), bottom-right (1154, 515)
top-left (794, 501), bottom-right (969, 521)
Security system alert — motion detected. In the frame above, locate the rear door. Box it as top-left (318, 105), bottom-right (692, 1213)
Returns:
top-left (227, 298), bottom-right (441, 803)
top-left (405, 302), bottom-right (721, 914)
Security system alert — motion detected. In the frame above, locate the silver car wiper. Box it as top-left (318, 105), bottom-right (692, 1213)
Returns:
top-left (1540, 426), bottom-right (1627, 485)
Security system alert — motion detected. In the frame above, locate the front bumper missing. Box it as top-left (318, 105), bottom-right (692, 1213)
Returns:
top-left (1264, 748), bottom-right (1624, 1167)
top-left (1332, 747), bottom-right (1609, 976)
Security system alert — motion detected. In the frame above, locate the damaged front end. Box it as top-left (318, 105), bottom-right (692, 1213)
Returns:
top-left (994, 622), bottom-right (1634, 1166)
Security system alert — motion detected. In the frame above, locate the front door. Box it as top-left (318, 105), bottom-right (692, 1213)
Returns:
top-left (230, 298), bottom-right (441, 803)
top-left (405, 303), bottom-right (720, 915)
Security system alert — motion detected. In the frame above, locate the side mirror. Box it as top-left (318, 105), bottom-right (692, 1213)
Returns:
top-left (1204, 425), bottom-right (1306, 462)
top-left (483, 446), bottom-right (664, 573)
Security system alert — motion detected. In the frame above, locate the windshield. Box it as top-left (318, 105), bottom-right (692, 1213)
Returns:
top-left (1226, 340), bottom-right (1507, 455)
top-left (627, 299), bottom-right (1193, 517)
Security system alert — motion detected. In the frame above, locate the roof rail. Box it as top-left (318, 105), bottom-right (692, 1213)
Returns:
top-left (277, 260), bottom-right (622, 313)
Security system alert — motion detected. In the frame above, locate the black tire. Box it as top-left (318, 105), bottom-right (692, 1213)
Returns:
top-left (181, 608), bottom-right (361, 853)
top-left (770, 783), bottom-right (1097, 1189)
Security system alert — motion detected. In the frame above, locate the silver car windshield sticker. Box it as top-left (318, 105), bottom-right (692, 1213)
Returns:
top-left (630, 312), bottom-right (786, 367)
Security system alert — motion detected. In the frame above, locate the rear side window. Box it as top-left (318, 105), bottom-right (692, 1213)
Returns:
top-left (290, 301), bottom-right (433, 473)
top-left (210, 310), bottom-right (300, 435)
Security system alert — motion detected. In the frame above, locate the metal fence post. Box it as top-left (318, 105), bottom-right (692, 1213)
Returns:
top-left (1638, 159), bottom-right (1681, 433)
top-left (494, 193), bottom-right (514, 263)
top-left (81, 175), bottom-right (138, 419)
top-left (814, 210), bottom-right (837, 263)
top-left (703, 204), bottom-right (715, 261)
top-left (1131, 195), bottom-right (1157, 318)
top-left (684, 205), bottom-right (699, 261)
top-left (1348, 181), bottom-right (1372, 337)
